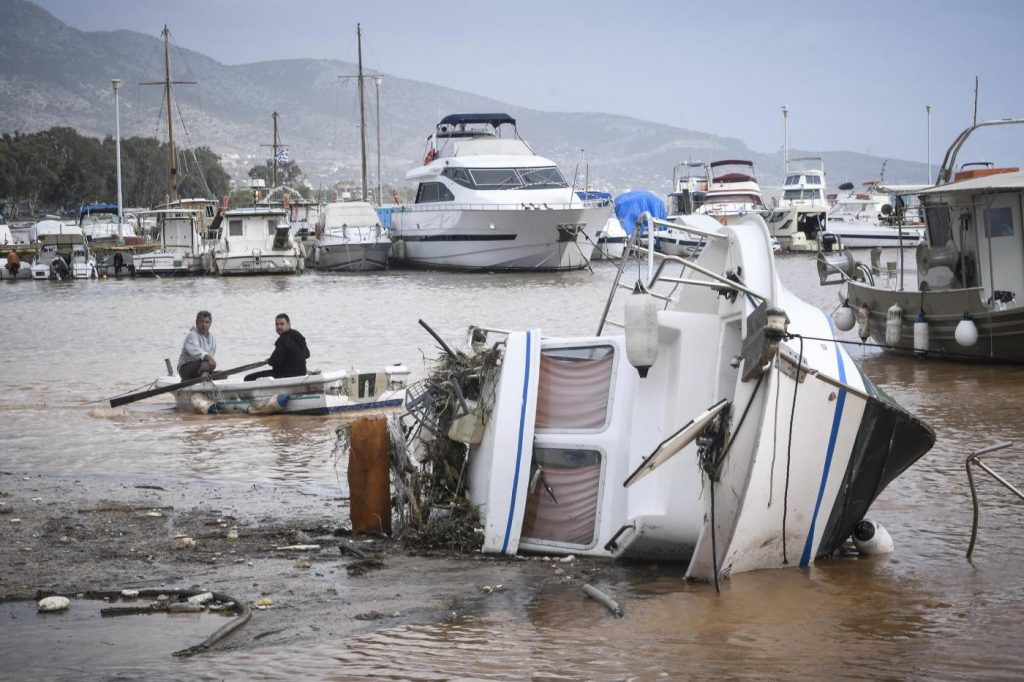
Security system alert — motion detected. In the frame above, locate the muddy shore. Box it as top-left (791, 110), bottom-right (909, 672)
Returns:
top-left (0, 469), bottom-right (650, 663)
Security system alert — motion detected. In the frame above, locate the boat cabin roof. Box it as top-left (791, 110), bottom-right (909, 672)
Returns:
top-left (710, 159), bottom-right (754, 169)
top-left (439, 113), bottom-right (516, 128)
top-left (79, 203), bottom-right (119, 218)
top-left (224, 206), bottom-right (288, 218)
top-left (917, 170), bottom-right (1024, 195)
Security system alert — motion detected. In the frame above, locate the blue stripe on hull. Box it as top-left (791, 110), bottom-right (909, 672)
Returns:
top-left (501, 331), bottom-right (532, 554)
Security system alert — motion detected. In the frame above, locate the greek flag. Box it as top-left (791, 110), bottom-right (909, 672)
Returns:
top-left (275, 148), bottom-right (290, 164)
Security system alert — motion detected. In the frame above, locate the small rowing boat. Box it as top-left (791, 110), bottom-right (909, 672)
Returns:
top-left (154, 366), bottom-right (410, 415)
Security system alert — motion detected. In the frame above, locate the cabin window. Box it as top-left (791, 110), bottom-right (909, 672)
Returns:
top-left (267, 220), bottom-right (278, 236)
top-left (414, 182), bottom-right (455, 203)
top-left (925, 203), bottom-right (951, 245)
top-left (228, 219), bottom-right (243, 237)
top-left (536, 345), bottom-right (614, 430)
top-left (206, 206), bottom-right (215, 218)
top-left (521, 447), bottom-right (602, 546)
top-left (518, 167), bottom-right (567, 189)
top-left (441, 167), bottom-right (474, 187)
top-left (468, 168), bottom-right (523, 189)
top-left (785, 175), bottom-right (800, 185)
top-left (984, 207), bottom-right (1014, 238)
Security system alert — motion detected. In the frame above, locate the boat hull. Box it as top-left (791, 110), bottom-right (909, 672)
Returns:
top-left (132, 252), bottom-right (207, 277)
top-left (213, 252), bottom-right (302, 275)
top-left (158, 370), bottom-right (407, 415)
top-left (315, 241), bottom-right (391, 272)
top-left (391, 204), bottom-right (609, 271)
top-left (844, 281), bottom-right (1024, 361)
top-left (827, 222), bottom-right (925, 249)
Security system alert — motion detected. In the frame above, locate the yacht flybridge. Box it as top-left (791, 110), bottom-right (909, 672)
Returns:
top-left (767, 157), bottom-right (832, 252)
top-left (390, 113), bottom-right (612, 271)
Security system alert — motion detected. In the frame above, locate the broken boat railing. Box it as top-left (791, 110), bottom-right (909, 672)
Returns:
top-left (966, 440), bottom-right (1021, 561)
top-left (597, 212), bottom-right (766, 335)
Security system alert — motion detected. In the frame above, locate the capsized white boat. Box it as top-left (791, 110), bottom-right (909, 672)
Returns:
top-left (413, 213), bottom-right (934, 581)
top-left (156, 366), bottom-right (410, 415)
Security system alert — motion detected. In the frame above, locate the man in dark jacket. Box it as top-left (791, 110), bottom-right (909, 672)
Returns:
top-left (245, 313), bottom-right (310, 381)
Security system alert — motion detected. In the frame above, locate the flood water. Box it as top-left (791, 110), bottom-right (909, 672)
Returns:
top-left (3, 252), bottom-right (1023, 679)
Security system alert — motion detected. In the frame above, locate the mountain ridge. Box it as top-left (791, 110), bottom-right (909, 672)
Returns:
top-left (0, 0), bottom-right (929, 194)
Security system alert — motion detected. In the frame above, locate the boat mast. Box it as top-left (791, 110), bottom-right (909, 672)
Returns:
top-left (272, 111), bottom-right (280, 188)
top-left (142, 25), bottom-right (195, 203)
top-left (357, 24), bottom-right (368, 202)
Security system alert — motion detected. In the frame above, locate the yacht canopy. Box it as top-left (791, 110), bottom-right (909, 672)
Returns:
top-left (439, 113), bottom-right (516, 128)
top-left (918, 171), bottom-right (1024, 194)
top-left (79, 203), bottom-right (119, 218)
top-left (710, 159), bottom-right (754, 168)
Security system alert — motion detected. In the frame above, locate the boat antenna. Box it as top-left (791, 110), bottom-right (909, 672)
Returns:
top-left (973, 76), bottom-right (979, 126)
top-left (141, 25), bottom-right (196, 203)
top-left (357, 24), bottom-right (368, 202)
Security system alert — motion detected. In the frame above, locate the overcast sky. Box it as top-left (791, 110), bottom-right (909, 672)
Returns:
top-left (33, 0), bottom-right (1024, 165)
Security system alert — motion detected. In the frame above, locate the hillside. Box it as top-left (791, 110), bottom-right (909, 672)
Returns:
top-left (0, 0), bottom-right (928, 196)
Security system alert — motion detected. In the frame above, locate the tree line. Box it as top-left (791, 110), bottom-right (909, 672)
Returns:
top-left (0, 127), bottom-right (230, 218)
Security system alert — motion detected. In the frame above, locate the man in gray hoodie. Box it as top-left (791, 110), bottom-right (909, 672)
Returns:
top-left (177, 310), bottom-right (217, 379)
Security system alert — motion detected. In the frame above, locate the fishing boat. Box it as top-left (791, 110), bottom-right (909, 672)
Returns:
top-left (210, 206), bottom-right (304, 275)
top-left (131, 206), bottom-right (214, 276)
top-left (822, 118), bottom-right (1024, 362)
top-left (413, 212), bottom-right (934, 581)
top-left (155, 365), bottom-right (410, 415)
top-left (314, 201), bottom-right (391, 271)
top-left (389, 113), bottom-right (611, 271)
top-left (766, 157), bottom-right (835, 252)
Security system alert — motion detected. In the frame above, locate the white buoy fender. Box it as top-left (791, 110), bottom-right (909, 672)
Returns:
top-left (834, 303), bottom-right (856, 332)
top-left (38, 596), bottom-right (71, 612)
top-left (852, 519), bottom-right (894, 555)
top-left (885, 302), bottom-right (903, 346)
top-left (955, 313), bottom-right (979, 347)
top-left (913, 310), bottom-right (929, 358)
top-left (856, 304), bottom-right (871, 341)
top-left (624, 280), bottom-right (659, 378)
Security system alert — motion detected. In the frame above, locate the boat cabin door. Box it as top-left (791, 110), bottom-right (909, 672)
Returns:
top-left (976, 194), bottom-right (1023, 305)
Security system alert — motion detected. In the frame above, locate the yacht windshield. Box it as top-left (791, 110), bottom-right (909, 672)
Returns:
top-left (783, 189), bottom-right (821, 200)
top-left (442, 166), bottom-right (568, 190)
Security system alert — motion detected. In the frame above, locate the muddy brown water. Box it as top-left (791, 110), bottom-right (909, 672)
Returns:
top-left (2, 253), bottom-right (1022, 679)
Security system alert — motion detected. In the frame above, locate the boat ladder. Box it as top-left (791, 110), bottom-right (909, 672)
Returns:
top-left (965, 440), bottom-right (1021, 560)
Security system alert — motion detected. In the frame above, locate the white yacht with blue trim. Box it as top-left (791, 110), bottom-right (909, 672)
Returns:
top-left (418, 213), bottom-right (934, 580)
top-left (390, 114), bottom-right (612, 271)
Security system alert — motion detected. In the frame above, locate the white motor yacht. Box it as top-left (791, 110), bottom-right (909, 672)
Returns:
top-left (825, 182), bottom-right (926, 248)
top-left (821, 118), bottom-right (1024, 362)
top-left (315, 200), bottom-right (391, 271)
top-left (766, 157), bottom-right (834, 252)
top-left (698, 159), bottom-right (770, 221)
top-left (389, 113), bottom-right (612, 271)
top-left (211, 206), bottom-right (303, 275)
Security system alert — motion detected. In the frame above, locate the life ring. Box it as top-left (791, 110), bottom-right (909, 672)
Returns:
top-left (423, 148), bottom-right (437, 165)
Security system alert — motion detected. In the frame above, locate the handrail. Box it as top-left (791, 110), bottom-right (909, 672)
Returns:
top-left (393, 200), bottom-right (609, 213)
top-left (937, 119), bottom-right (1024, 185)
top-left (965, 441), bottom-right (1020, 560)
top-left (595, 213), bottom-right (767, 335)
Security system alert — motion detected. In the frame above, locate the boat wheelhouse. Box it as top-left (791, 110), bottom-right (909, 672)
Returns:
top-left (767, 157), bottom-right (832, 252)
top-left (389, 113), bottom-right (611, 271)
top-left (315, 200), bottom-right (392, 271)
top-left (821, 118), bottom-right (1024, 361)
top-left (210, 206), bottom-right (303, 275)
top-left (132, 207), bottom-right (212, 276)
top-left (698, 159), bottom-right (769, 220)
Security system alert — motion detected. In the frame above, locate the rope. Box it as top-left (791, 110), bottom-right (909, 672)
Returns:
top-left (782, 334), bottom-right (805, 565)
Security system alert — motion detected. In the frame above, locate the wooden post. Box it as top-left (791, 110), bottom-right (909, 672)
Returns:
top-left (348, 417), bottom-right (392, 535)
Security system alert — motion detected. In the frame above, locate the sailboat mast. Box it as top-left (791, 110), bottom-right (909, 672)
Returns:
top-left (357, 23), bottom-right (368, 202)
top-left (163, 25), bottom-right (178, 202)
top-left (272, 111), bottom-right (279, 188)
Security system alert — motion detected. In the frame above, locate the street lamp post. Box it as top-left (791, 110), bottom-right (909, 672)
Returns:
top-left (926, 105), bottom-right (932, 183)
top-left (374, 76), bottom-right (382, 204)
top-left (781, 105), bottom-right (789, 177)
top-left (112, 79), bottom-right (124, 237)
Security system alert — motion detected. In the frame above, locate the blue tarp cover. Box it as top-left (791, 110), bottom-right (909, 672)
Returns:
top-left (576, 191), bottom-right (613, 201)
top-left (614, 190), bottom-right (666, 235)
top-left (376, 206), bottom-right (394, 229)
top-left (79, 203), bottom-right (119, 217)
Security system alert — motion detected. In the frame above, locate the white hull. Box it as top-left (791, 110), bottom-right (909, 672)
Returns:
top-left (436, 215), bottom-right (933, 580)
top-left (315, 239), bottom-right (391, 272)
top-left (826, 222), bottom-right (925, 248)
top-left (212, 251), bottom-right (302, 275)
top-left (157, 368), bottom-right (408, 415)
top-left (391, 205), bottom-right (608, 271)
top-left (132, 251), bottom-right (207, 277)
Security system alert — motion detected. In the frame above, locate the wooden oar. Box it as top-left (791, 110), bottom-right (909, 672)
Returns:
top-left (109, 361), bottom-right (267, 408)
